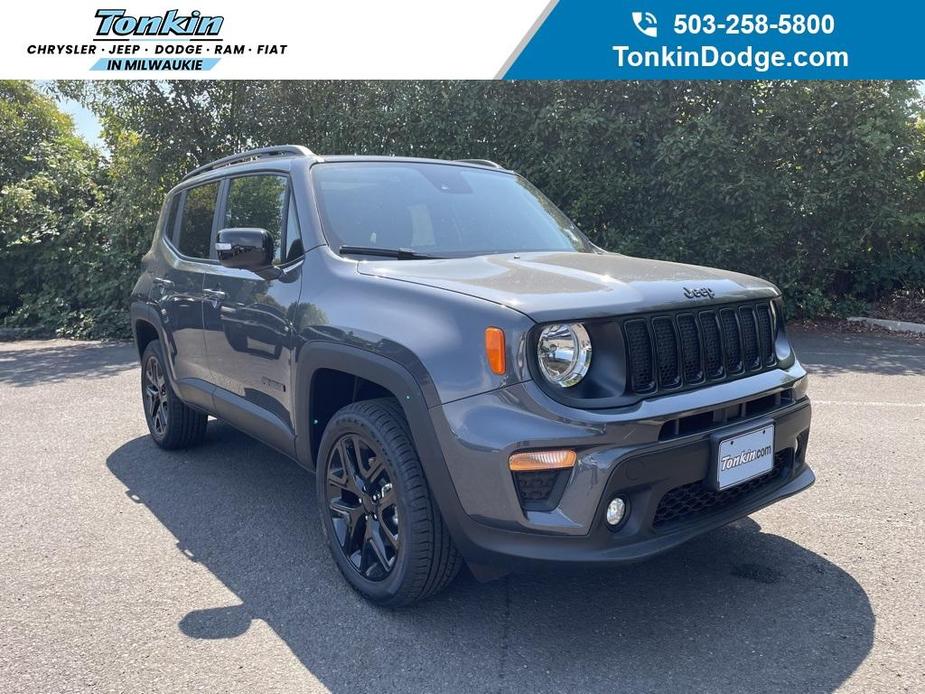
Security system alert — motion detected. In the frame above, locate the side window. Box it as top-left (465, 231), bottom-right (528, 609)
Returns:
top-left (284, 195), bottom-right (304, 262)
top-left (161, 194), bottom-right (180, 241)
top-left (223, 175), bottom-right (287, 264)
top-left (177, 182), bottom-right (219, 258)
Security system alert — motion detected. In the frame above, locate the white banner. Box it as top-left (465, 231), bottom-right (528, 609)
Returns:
top-left (2, 0), bottom-right (552, 79)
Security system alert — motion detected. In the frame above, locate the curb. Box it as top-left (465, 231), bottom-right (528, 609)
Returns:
top-left (0, 327), bottom-right (33, 341)
top-left (847, 316), bottom-right (925, 335)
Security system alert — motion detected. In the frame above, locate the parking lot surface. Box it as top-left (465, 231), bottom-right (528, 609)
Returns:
top-left (1, 329), bottom-right (923, 693)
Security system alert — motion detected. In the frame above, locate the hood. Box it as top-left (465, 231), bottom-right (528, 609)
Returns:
top-left (356, 252), bottom-right (779, 322)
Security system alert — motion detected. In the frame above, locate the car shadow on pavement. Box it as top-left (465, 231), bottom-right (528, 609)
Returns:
top-left (0, 341), bottom-right (137, 387)
top-left (107, 424), bottom-right (874, 693)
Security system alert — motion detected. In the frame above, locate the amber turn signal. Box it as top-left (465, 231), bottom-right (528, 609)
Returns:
top-left (509, 449), bottom-right (577, 472)
top-left (484, 327), bottom-right (506, 375)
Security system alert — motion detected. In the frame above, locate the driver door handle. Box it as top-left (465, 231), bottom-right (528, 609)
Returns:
top-left (203, 288), bottom-right (226, 301)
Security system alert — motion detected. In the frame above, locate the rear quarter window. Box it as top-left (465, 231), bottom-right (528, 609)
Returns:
top-left (161, 194), bottom-right (181, 241)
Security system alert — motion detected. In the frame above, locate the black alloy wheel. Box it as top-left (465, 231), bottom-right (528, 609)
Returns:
top-left (325, 433), bottom-right (400, 580)
top-left (144, 354), bottom-right (170, 439)
top-left (316, 398), bottom-right (461, 606)
top-left (139, 339), bottom-right (208, 450)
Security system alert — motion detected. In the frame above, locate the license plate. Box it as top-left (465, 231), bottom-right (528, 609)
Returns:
top-left (714, 425), bottom-right (775, 491)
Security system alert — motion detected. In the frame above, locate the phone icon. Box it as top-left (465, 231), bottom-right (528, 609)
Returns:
top-left (632, 11), bottom-right (658, 38)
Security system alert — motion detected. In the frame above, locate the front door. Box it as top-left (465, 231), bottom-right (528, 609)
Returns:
top-left (201, 173), bottom-right (304, 455)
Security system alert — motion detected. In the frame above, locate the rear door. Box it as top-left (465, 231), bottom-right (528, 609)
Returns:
top-left (154, 181), bottom-right (221, 404)
top-left (201, 173), bottom-right (304, 455)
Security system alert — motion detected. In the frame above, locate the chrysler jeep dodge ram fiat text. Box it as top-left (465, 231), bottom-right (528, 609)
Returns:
top-left (130, 146), bottom-right (813, 605)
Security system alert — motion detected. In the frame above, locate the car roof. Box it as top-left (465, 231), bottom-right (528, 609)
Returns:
top-left (172, 149), bottom-right (512, 194)
top-left (313, 155), bottom-right (510, 170)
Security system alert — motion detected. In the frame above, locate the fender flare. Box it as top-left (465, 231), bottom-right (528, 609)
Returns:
top-left (293, 341), bottom-right (439, 467)
top-left (292, 341), bottom-right (474, 551)
top-left (130, 302), bottom-right (173, 375)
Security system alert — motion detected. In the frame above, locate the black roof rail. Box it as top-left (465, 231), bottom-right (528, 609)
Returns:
top-left (454, 158), bottom-right (504, 169)
top-left (181, 145), bottom-right (316, 181)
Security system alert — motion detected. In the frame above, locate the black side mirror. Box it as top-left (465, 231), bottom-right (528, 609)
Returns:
top-left (215, 228), bottom-right (280, 279)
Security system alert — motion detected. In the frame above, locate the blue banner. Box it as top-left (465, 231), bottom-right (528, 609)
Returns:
top-left (505, 1), bottom-right (925, 79)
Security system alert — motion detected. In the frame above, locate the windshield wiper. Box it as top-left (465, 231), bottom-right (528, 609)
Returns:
top-left (337, 245), bottom-right (443, 260)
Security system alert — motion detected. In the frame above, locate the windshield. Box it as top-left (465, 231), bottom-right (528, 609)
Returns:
top-left (311, 162), bottom-right (592, 257)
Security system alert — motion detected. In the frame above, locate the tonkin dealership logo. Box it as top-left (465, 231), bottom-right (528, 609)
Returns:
top-left (94, 9), bottom-right (224, 37)
top-left (83, 7), bottom-right (284, 72)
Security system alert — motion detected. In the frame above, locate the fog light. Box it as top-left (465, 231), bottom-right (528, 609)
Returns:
top-left (606, 496), bottom-right (626, 526)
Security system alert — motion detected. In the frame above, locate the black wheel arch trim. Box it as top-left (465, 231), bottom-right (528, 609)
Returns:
top-left (292, 341), bottom-right (483, 559)
top-left (131, 302), bottom-right (171, 371)
top-left (293, 341), bottom-right (440, 469)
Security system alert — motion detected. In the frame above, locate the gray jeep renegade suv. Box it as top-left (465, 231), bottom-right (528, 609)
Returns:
top-left (131, 145), bottom-right (813, 605)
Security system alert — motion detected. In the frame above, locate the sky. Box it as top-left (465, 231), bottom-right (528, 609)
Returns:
top-left (56, 96), bottom-right (103, 149)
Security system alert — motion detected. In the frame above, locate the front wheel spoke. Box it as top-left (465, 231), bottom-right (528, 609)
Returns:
top-left (334, 504), bottom-right (362, 552)
top-left (357, 529), bottom-right (373, 575)
top-left (350, 435), bottom-right (382, 483)
top-left (338, 439), bottom-right (364, 492)
top-left (329, 476), bottom-right (355, 494)
top-left (379, 518), bottom-right (399, 551)
top-left (363, 455), bottom-right (385, 486)
top-left (367, 523), bottom-right (392, 571)
top-left (330, 498), bottom-right (362, 528)
top-left (349, 436), bottom-right (372, 481)
top-left (327, 460), bottom-right (352, 492)
top-left (377, 487), bottom-right (397, 513)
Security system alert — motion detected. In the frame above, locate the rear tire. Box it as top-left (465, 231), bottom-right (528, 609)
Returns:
top-left (316, 398), bottom-right (461, 606)
top-left (140, 340), bottom-right (208, 450)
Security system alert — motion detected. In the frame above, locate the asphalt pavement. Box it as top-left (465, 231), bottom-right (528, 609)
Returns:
top-left (0, 329), bottom-right (923, 693)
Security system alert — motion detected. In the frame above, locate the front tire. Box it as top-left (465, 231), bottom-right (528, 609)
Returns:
top-left (316, 398), bottom-right (461, 606)
top-left (140, 340), bottom-right (208, 450)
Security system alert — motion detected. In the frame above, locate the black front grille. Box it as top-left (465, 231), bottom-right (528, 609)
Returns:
top-left (652, 449), bottom-right (791, 529)
top-left (739, 307), bottom-right (760, 369)
top-left (622, 301), bottom-right (777, 396)
top-left (625, 319), bottom-right (655, 393)
top-left (720, 309), bottom-right (743, 374)
top-left (677, 314), bottom-right (703, 383)
top-left (755, 304), bottom-right (775, 364)
top-left (699, 312), bottom-right (724, 379)
top-left (652, 317), bottom-right (680, 388)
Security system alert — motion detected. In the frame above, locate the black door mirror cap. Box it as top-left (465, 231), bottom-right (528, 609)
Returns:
top-left (215, 228), bottom-right (281, 279)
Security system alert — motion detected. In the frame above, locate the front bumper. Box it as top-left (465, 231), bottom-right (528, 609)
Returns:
top-left (427, 368), bottom-right (813, 570)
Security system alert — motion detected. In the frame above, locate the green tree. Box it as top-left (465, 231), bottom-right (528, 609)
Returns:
top-left (0, 81), bottom-right (108, 336)
top-left (20, 79), bottom-right (925, 336)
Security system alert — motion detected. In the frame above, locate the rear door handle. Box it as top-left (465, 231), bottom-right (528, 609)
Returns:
top-left (203, 288), bottom-right (226, 301)
top-left (153, 277), bottom-right (174, 290)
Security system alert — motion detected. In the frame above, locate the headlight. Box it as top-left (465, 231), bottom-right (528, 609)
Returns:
top-left (536, 323), bottom-right (592, 387)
